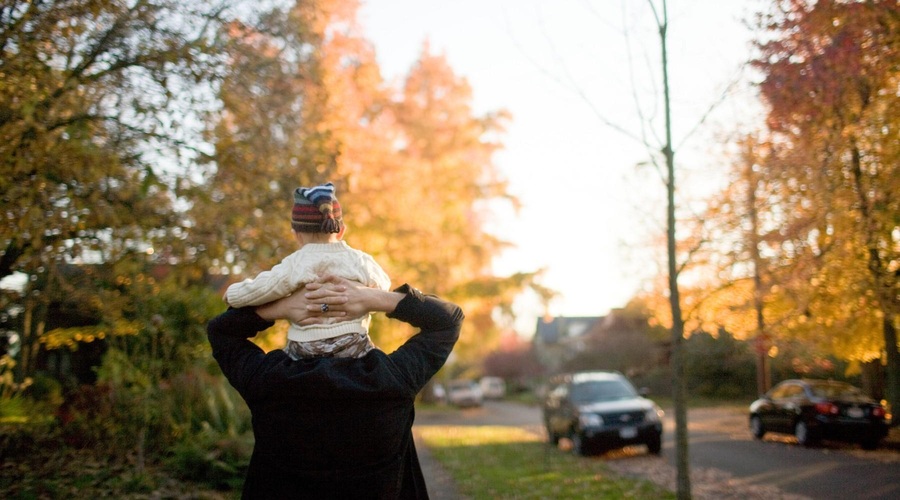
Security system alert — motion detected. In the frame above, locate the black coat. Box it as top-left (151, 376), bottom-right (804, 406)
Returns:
top-left (207, 285), bottom-right (463, 499)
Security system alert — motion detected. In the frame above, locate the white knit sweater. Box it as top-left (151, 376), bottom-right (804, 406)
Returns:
top-left (224, 241), bottom-right (390, 342)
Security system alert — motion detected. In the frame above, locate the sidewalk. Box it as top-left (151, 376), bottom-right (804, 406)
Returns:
top-left (413, 429), bottom-right (467, 500)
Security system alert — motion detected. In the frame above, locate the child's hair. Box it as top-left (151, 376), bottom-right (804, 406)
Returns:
top-left (291, 182), bottom-right (344, 234)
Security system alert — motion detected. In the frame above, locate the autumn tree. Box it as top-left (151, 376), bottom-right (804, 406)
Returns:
top-left (753, 0), bottom-right (900, 411)
top-left (374, 46), bottom-right (532, 360)
top-left (187, 0), bottom-right (350, 278)
top-left (0, 0), bottom-right (229, 376)
top-left (674, 135), bottom-right (793, 396)
top-left (190, 0), bottom-right (536, 362)
top-left (482, 332), bottom-right (545, 392)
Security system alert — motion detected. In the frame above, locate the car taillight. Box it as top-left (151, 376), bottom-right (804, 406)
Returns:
top-left (814, 402), bottom-right (839, 415)
top-left (872, 406), bottom-right (886, 418)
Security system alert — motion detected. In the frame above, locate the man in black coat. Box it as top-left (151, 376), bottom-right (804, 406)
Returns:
top-left (207, 275), bottom-right (463, 499)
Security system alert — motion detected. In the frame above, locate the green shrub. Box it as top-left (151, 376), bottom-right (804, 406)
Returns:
top-left (0, 417), bottom-right (60, 460)
top-left (159, 366), bottom-right (252, 438)
top-left (166, 422), bottom-right (253, 490)
top-left (26, 372), bottom-right (64, 407)
top-left (631, 365), bottom-right (673, 397)
top-left (0, 354), bottom-right (31, 401)
top-left (0, 355), bottom-right (62, 459)
top-left (56, 383), bottom-right (119, 449)
top-left (683, 330), bottom-right (756, 399)
top-left (0, 394), bottom-right (27, 421)
top-left (161, 365), bottom-right (253, 489)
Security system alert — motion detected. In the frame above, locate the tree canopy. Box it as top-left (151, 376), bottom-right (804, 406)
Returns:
top-left (641, 0), bottom-right (899, 407)
top-left (1, 0), bottom-right (538, 378)
top-left (1, 0), bottom-right (228, 280)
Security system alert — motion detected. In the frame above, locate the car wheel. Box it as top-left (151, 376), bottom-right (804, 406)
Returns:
top-left (750, 415), bottom-right (766, 439)
top-left (645, 432), bottom-right (662, 455)
top-left (794, 420), bottom-right (816, 447)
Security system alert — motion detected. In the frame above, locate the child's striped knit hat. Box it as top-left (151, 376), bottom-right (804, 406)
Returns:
top-left (291, 182), bottom-right (343, 233)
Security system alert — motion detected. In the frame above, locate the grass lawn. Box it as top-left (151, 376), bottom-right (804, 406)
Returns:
top-left (416, 425), bottom-right (675, 499)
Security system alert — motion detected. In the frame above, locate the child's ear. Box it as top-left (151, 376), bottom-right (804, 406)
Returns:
top-left (337, 225), bottom-right (347, 239)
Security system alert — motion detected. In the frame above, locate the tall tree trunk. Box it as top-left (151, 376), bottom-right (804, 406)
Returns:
top-left (849, 141), bottom-right (900, 416)
top-left (657, 1), bottom-right (691, 497)
top-left (745, 146), bottom-right (770, 396)
top-left (19, 295), bottom-right (45, 380)
top-left (882, 319), bottom-right (900, 415)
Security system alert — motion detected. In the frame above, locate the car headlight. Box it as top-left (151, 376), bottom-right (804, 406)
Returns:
top-left (579, 413), bottom-right (604, 427)
top-left (645, 406), bottom-right (664, 423)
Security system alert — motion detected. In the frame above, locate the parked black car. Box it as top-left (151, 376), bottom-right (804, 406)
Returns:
top-left (542, 371), bottom-right (664, 456)
top-left (749, 378), bottom-right (888, 450)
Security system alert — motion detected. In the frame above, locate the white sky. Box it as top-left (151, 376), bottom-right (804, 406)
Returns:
top-left (359, 0), bottom-right (767, 335)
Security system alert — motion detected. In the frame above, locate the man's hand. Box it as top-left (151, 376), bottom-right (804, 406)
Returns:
top-left (307, 275), bottom-right (403, 317)
top-left (257, 275), bottom-right (403, 323)
top-left (256, 278), bottom-right (348, 324)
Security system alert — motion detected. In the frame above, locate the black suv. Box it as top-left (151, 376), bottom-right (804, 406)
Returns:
top-left (542, 371), bottom-right (663, 456)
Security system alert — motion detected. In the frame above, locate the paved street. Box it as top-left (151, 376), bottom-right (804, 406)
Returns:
top-left (414, 401), bottom-right (900, 499)
top-left (670, 406), bottom-right (900, 499)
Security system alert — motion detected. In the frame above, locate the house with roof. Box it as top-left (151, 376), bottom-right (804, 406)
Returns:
top-left (532, 315), bottom-right (604, 373)
top-left (532, 309), bottom-right (670, 376)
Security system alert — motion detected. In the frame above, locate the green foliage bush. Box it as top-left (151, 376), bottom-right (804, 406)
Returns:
top-left (160, 368), bottom-right (253, 490)
top-left (56, 383), bottom-right (119, 449)
top-left (630, 365), bottom-right (673, 397)
top-left (40, 276), bottom-right (253, 488)
top-left (0, 354), bottom-right (31, 402)
top-left (0, 355), bottom-right (62, 459)
top-left (166, 422), bottom-right (253, 491)
top-left (25, 371), bottom-right (64, 406)
top-left (161, 367), bottom-right (252, 436)
top-left (558, 328), bottom-right (758, 400)
top-left (0, 303), bottom-right (246, 491)
top-left (683, 330), bottom-right (756, 399)
top-left (544, 322), bottom-right (869, 404)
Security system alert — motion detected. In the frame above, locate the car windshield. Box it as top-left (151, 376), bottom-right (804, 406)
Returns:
top-left (808, 381), bottom-right (863, 399)
top-left (570, 380), bottom-right (636, 403)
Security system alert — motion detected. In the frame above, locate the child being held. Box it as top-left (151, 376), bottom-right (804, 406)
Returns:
top-left (224, 182), bottom-right (390, 359)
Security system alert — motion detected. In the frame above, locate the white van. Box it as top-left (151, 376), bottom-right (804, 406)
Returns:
top-left (447, 379), bottom-right (484, 407)
top-left (480, 377), bottom-right (506, 400)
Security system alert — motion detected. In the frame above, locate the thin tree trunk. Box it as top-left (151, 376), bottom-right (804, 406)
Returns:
top-left (658, 1), bottom-right (691, 497)
top-left (20, 299), bottom-right (33, 379)
top-left (882, 319), bottom-right (899, 413)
